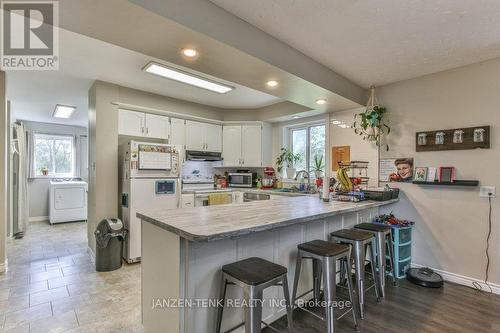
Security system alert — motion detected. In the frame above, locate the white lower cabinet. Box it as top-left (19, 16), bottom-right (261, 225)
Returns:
top-left (181, 193), bottom-right (195, 208)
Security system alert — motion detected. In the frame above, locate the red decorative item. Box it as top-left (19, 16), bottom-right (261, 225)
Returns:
top-left (438, 167), bottom-right (455, 182)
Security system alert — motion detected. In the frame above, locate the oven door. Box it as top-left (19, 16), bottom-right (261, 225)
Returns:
top-left (228, 174), bottom-right (252, 187)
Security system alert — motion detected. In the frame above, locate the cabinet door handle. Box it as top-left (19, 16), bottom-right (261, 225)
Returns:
top-left (146, 127), bottom-right (149, 135)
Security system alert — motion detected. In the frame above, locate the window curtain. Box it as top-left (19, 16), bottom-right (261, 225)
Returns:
top-left (14, 122), bottom-right (29, 234)
top-left (27, 129), bottom-right (35, 179)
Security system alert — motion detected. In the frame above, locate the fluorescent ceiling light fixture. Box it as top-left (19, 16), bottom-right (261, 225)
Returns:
top-left (292, 115), bottom-right (301, 119)
top-left (315, 99), bottom-right (327, 105)
top-left (266, 80), bottom-right (278, 87)
top-left (331, 120), bottom-right (341, 125)
top-left (53, 104), bottom-right (76, 119)
top-left (182, 48), bottom-right (198, 57)
top-left (143, 62), bottom-right (234, 94)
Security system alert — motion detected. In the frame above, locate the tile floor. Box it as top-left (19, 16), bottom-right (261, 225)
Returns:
top-left (1, 221), bottom-right (143, 333)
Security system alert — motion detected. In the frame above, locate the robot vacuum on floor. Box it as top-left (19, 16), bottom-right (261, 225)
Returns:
top-left (406, 267), bottom-right (444, 288)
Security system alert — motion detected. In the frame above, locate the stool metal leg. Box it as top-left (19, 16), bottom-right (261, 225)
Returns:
top-left (281, 274), bottom-right (293, 333)
top-left (243, 285), bottom-right (263, 333)
top-left (291, 250), bottom-right (303, 307)
top-left (322, 257), bottom-right (336, 333)
top-left (376, 233), bottom-right (387, 298)
top-left (216, 274), bottom-right (227, 333)
top-left (343, 256), bottom-right (359, 331)
top-left (312, 258), bottom-right (322, 302)
top-left (368, 241), bottom-right (381, 302)
top-left (352, 241), bottom-right (366, 319)
top-left (387, 233), bottom-right (397, 286)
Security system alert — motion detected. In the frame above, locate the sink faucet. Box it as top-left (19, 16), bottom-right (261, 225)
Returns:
top-left (295, 170), bottom-right (311, 185)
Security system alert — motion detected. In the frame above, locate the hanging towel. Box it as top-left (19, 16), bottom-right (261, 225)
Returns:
top-left (208, 193), bottom-right (231, 206)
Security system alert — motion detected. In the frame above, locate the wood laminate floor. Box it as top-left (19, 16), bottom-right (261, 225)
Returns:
top-left (266, 278), bottom-right (500, 333)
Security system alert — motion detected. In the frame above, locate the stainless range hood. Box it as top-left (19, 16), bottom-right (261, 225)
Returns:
top-left (186, 150), bottom-right (223, 161)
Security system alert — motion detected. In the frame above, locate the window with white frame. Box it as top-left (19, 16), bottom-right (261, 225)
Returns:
top-left (290, 124), bottom-right (326, 175)
top-left (33, 133), bottom-right (75, 177)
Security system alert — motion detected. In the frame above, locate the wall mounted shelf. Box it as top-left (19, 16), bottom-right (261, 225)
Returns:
top-left (412, 180), bottom-right (479, 187)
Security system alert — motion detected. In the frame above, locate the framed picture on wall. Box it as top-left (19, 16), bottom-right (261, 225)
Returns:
top-left (380, 158), bottom-right (414, 182)
top-left (414, 167), bottom-right (428, 181)
top-left (427, 167), bottom-right (437, 182)
top-left (438, 167), bottom-right (456, 182)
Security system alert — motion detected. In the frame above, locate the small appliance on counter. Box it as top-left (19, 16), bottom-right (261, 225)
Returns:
top-left (228, 171), bottom-right (256, 188)
top-left (119, 141), bottom-right (181, 263)
top-left (261, 167), bottom-right (276, 189)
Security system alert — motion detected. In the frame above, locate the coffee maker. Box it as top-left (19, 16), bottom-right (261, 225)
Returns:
top-left (262, 167), bottom-right (276, 189)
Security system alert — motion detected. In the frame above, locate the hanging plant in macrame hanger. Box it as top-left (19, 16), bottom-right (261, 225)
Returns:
top-left (352, 86), bottom-right (391, 150)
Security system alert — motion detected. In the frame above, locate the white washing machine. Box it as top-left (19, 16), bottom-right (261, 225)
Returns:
top-left (49, 180), bottom-right (88, 224)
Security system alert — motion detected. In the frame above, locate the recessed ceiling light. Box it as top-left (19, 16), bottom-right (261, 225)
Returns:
top-left (266, 80), bottom-right (278, 87)
top-left (292, 115), bottom-right (301, 119)
top-left (182, 48), bottom-right (198, 58)
top-left (331, 120), bottom-right (341, 125)
top-left (316, 99), bottom-right (327, 105)
top-left (339, 124), bottom-right (349, 129)
top-left (143, 62), bottom-right (234, 94)
top-left (53, 105), bottom-right (76, 119)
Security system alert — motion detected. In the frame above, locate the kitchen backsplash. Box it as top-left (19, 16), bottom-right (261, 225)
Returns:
top-left (182, 161), bottom-right (222, 180)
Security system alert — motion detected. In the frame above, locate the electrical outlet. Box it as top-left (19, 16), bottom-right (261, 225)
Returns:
top-left (480, 186), bottom-right (496, 198)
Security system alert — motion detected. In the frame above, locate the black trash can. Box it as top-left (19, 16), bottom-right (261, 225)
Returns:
top-left (94, 218), bottom-right (127, 272)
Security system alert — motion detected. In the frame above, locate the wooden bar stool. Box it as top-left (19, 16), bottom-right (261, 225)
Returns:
top-left (291, 240), bottom-right (358, 333)
top-left (216, 257), bottom-right (293, 333)
top-left (330, 230), bottom-right (380, 319)
top-left (354, 223), bottom-right (397, 297)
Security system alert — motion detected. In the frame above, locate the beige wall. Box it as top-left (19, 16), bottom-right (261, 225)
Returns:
top-left (0, 71), bottom-right (6, 270)
top-left (377, 57), bottom-right (500, 285)
top-left (330, 109), bottom-right (379, 187)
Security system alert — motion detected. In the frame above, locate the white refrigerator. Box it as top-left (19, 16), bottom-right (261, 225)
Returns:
top-left (119, 141), bottom-right (181, 263)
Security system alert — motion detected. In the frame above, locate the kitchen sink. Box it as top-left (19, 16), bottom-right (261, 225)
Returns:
top-left (243, 192), bottom-right (271, 201)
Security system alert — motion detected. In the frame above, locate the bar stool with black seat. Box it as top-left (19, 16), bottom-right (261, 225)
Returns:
top-left (354, 223), bottom-right (397, 297)
top-left (216, 257), bottom-right (293, 333)
top-left (330, 229), bottom-right (380, 319)
top-left (291, 240), bottom-right (358, 333)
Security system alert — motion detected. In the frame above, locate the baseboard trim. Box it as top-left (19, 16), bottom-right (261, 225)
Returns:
top-left (29, 216), bottom-right (49, 222)
top-left (87, 246), bottom-right (96, 264)
top-left (0, 259), bottom-right (8, 273)
top-left (411, 263), bottom-right (500, 295)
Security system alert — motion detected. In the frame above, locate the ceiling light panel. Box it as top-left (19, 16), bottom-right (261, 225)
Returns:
top-left (143, 62), bottom-right (234, 94)
top-left (53, 105), bottom-right (76, 119)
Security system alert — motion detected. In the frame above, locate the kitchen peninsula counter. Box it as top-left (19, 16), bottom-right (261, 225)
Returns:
top-left (137, 196), bottom-right (399, 242)
top-left (139, 196), bottom-right (399, 333)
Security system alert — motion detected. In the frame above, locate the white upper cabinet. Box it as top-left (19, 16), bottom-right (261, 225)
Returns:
top-left (186, 120), bottom-right (222, 152)
top-left (222, 124), bottom-right (263, 167)
top-left (222, 126), bottom-right (242, 166)
top-left (170, 118), bottom-right (186, 145)
top-left (204, 123), bottom-right (222, 153)
top-left (144, 113), bottom-right (169, 139)
top-left (185, 121), bottom-right (206, 151)
top-left (118, 110), bottom-right (169, 140)
top-left (118, 110), bottom-right (144, 137)
top-left (242, 125), bottom-right (262, 167)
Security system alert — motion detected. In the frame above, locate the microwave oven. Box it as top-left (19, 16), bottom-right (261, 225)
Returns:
top-left (228, 173), bottom-right (254, 188)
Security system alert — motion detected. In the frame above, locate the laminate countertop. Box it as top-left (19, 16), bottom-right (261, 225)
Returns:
top-left (137, 197), bottom-right (399, 242)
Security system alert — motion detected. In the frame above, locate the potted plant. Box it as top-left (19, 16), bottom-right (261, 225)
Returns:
top-left (352, 87), bottom-right (391, 150)
top-left (276, 148), bottom-right (302, 179)
top-left (40, 166), bottom-right (49, 176)
top-left (313, 154), bottom-right (324, 178)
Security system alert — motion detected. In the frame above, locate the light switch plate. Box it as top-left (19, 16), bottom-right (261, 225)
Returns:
top-left (480, 186), bottom-right (496, 198)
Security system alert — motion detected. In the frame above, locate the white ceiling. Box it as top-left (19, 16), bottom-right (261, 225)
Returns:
top-left (7, 28), bottom-right (282, 126)
top-left (210, 0), bottom-right (500, 87)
